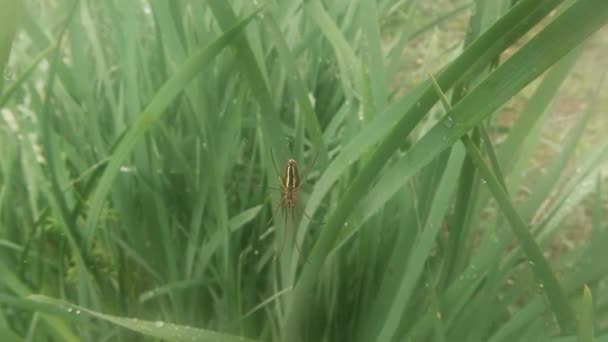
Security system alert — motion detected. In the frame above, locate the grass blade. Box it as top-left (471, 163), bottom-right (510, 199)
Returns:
top-left (27, 295), bottom-right (257, 342)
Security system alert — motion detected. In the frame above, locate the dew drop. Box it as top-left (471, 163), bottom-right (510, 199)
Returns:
top-left (155, 321), bottom-right (164, 328)
top-left (67, 307), bottom-right (73, 313)
top-left (75, 310), bottom-right (81, 315)
top-left (444, 116), bottom-right (455, 128)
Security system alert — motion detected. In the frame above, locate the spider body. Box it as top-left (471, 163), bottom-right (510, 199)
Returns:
top-left (268, 150), bottom-right (318, 261)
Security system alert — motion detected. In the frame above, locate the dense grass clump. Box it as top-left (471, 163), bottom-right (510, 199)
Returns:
top-left (1, 0), bottom-right (608, 341)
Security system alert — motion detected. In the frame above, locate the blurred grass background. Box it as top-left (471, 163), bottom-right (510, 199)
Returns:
top-left (1, 0), bottom-right (608, 341)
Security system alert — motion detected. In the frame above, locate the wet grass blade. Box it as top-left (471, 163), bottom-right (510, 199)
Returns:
top-left (27, 295), bottom-right (257, 342)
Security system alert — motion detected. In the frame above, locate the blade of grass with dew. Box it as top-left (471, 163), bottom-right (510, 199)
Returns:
top-left (0, 269), bottom-right (79, 341)
top-left (24, 295), bottom-right (257, 342)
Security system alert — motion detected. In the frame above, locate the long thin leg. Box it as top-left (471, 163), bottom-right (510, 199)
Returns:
top-left (301, 207), bottom-right (323, 224)
top-left (267, 198), bottom-right (284, 227)
top-left (291, 206), bottom-right (311, 264)
top-left (295, 198), bottom-right (323, 224)
top-left (269, 147), bottom-right (282, 179)
top-left (274, 205), bottom-right (289, 259)
top-left (295, 151), bottom-right (318, 191)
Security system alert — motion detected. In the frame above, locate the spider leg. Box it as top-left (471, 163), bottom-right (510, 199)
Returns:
top-left (267, 196), bottom-right (284, 227)
top-left (295, 198), bottom-right (323, 224)
top-left (269, 147), bottom-right (282, 179)
top-left (291, 205), bottom-right (311, 264)
top-left (274, 204), bottom-right (288, 259)
top-left (295, 151), bottom-right (319, 190)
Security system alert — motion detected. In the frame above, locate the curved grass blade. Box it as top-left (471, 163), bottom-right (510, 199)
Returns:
top-left (0, 42), bottom-right (57, 106)
top-left (0, 275), bottom-right (79, 341)
top-left (27, 295), bottom-right (257, 342)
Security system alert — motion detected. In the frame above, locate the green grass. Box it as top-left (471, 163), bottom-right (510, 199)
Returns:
top-left (1, 0), bottom-right (608, 341)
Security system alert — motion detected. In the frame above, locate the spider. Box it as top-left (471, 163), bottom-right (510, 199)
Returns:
top-left (267, 148), bottom-right (318, 261)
